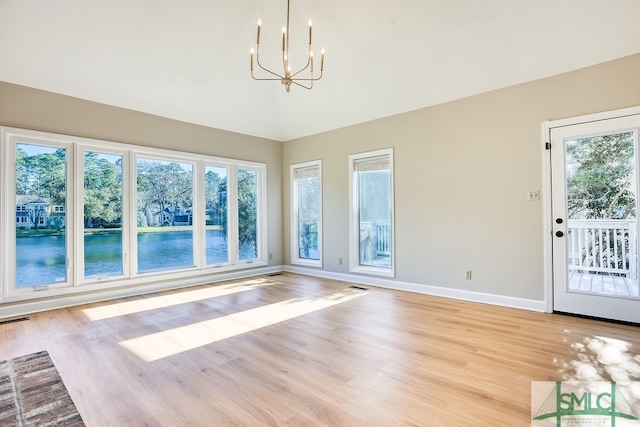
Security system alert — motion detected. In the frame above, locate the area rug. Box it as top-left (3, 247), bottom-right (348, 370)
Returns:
top-left (0, 350), bottom-right (85, 426)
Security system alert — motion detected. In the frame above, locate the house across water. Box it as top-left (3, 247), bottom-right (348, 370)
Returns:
top-left (15, 195), bottom-right (65, 230)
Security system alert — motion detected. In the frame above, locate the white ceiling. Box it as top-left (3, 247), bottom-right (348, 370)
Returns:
top-left (1, 1), bottom-right (639, 141)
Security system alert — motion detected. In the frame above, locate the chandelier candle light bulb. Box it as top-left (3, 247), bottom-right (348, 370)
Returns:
top-left (250, 0), bottom-right (325, 92)
top-left (257, 19), bottom-right (261, 44)
top-left (282, 27), bottom-right (286, 51)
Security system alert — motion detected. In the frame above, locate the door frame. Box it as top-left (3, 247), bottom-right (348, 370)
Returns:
top-left (542, 105), bottom-right (640, 314)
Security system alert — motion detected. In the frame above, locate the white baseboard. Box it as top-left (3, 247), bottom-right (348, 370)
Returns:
top-left (0, 265), bottom-right (282, 320)
top-left (284, 265), bottom-right (546, 312)
top-left (0, 264), bottom-right (546, 320)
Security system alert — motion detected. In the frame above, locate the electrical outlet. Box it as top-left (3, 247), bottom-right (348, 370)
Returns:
top-left (269, 253), bottom-right (273, 260)
top-left (465, 270), bottom-right (472, 280)
top-left (527, 190), bottom-right (540, 201)
top-left (338, 257), bottom-right (343, 265)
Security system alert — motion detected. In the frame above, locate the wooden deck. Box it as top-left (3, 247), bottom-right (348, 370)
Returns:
top-left (568, 271), bottom-right (639, 297)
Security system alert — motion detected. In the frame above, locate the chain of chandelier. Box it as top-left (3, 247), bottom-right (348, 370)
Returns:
top-left (250, 0), bottom-right (325, 92)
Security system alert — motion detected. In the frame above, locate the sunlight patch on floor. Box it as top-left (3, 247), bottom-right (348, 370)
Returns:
top-left (558, 332), bottom-right (640, 410)
top-left (560, 335), bottom-right (640, 385)
top-left (82, 278), bottom-right (275, 320)
top-left (119, 288), bottom-right (367, 361)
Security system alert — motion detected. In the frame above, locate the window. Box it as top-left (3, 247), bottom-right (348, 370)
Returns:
top-left (291, 160), bottom-right (322, 267)
top-left (237, 168), bottom-right (259, 261)
top-left (83, 150), bottom-right (124, 280)
top-left (204, 165), bottom-right (229, 265)
top-left (349, 148), bottom-right (394, 277)
top-left (1, 126), bottom-right (268, 302)
top-left (136, 157), bottom-right (195, 273)
top-left (14, 142), bottom-right (69, 289)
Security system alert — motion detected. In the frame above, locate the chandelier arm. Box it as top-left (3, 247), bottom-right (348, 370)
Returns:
top-left (290, 47), bottom-right (312, 78)
top-left (291, 79), bottom-right (313, 90)
top-left (256, 61), bottom-right (284, 79)
top-left (251, 74), bottom-right (283, 81)
top-left (289, 70), bottom-right (324, 82)
top-left (255, 46), bottom-right (285, 79)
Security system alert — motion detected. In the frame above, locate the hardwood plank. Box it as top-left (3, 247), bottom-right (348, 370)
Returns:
top-left (1, 272), bottom-right (639, 426)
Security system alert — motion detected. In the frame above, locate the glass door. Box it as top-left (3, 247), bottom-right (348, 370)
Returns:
top-left (551, 114), bottom-right (640, 323)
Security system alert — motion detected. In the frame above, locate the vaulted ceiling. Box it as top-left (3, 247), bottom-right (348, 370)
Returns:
top-left (1, 1), bottom-right (639, 141)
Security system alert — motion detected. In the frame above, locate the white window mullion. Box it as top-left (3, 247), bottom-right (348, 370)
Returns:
top-left (128, 151), bottom-right (139, 278)
top-left (193, 160), bottom-right (205, 269)
top-left (0, 129), bottom-right (9, 300)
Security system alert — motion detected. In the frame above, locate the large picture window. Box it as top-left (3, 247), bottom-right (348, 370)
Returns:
top-left (291, 160), bottom-right (322, 267)
top-left (136, 157), bottom-right (195, 273)
top-left (349, 148), bottom-right (394, 277)
top-left (0, 126), bottom-right (267, 301)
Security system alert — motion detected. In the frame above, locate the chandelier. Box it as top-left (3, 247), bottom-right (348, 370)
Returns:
top-left (250, 0), bottom-right (325, 92)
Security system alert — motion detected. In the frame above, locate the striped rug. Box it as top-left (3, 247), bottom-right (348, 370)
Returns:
top-left (0, 350), bottom-right (84, 426)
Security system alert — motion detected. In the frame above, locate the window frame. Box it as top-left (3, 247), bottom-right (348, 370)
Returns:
top-left (134, 153), bottom-right (198, 275)
top-left (348, 148), bottom-right (395, 278)
top-left (233, 163), bottom-right (268, 265)
top-left (202, 162), bottom-right (232, 268)
top-left (290, 160), bottom-right (323, 267)
top-left (8, 133), bottom-right (74, 296)
top-left (78, 146), bottom-right (129, 284)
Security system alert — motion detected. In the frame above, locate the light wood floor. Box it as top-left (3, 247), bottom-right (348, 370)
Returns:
top-left (1, 272), bottom-right (639, 426)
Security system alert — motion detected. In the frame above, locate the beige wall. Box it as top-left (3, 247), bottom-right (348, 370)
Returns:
top-left (283, 53), bottom-right (640, 301)
top-left (0, 81), bottom-right (284, 266)
top-left (2, 53), bottom-right (639, 303)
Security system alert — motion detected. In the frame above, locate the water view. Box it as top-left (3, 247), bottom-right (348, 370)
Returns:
top-left (16, 230), bottom-right (256, 288)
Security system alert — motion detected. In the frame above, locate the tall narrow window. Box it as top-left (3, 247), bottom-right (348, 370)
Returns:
top-left (205, 165), bottom-right (229, 265)
top-left (238, 168), bottom-right (258, 261)
top-left (15, 143), bottom-right (69, 288)
top-left (83, 151), bottom-right (124, 279)
top-left (349, 148), bottom-right (394, 277)
top-left (136, 157), bottom-right (194, 273)
top-left (291, 161), bottom-right (322, 267)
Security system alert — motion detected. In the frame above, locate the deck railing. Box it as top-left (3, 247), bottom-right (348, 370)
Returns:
top-left (360, 220), bottom-right (391, 263)
top-left (567, 219), bottom-right (637, 279)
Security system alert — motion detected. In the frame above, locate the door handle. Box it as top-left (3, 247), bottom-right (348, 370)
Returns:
top-left (556, 231), bottom-right (564, 237)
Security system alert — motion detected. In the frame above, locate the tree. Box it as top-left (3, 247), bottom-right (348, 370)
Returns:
top-left (49, 216), bottom-right (65, 233)
top-left (566, 132), bottom-right (636, 272)
top-left (137, 160), bottom-right (193, 226)
top-left (15, 146), bottom-right (30, 195)
top-left (15, 144), bottom-right (66, 203)
top-left (238, 169), bottom-right (257, 251)
top-left (28, 205), bottom-right (46, 230)
top-left (205, 169), bottom-right (227, 229)
top-left (84, 153), bottom-right (122, 228)
top-left (566, 132), bottom-right (636, 220)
